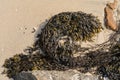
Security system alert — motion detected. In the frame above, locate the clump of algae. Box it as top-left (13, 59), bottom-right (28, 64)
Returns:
top-left (34, 11), bottom-right (103, 63)
top-left (2, 12), bottom-right (120, 80)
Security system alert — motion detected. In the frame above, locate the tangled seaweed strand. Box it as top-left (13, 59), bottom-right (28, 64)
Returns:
top-left (88, 44), bottom-right (120, 80)
top-left (34, 11), bottom-right (103, 63)
top-left (2, 43), bottom-right (120, 79)
top-left (104, 44), bottom-right (120, 80)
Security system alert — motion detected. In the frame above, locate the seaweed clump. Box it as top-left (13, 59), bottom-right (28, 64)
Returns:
top-left (35, 11), bottom-right (103, 63)
top-left (2, 52), bottom-right (68, 78)
top-left (2, 11), bottom-right (120, 80)
top-left (2, 53), bottom-right (45, 78)
top-left (88, 44), bottom-right (120, 80)
top-left (2, 43), bottom-right (120, 80)
top-left (101, 44), bottom-right (120, 80)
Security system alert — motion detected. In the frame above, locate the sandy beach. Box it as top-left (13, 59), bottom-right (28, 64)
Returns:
top-left (0, 0), bottom-right (118, 80)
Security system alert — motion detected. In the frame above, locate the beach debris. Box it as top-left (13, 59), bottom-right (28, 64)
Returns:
top-left (2, 11), bottom-right (120, 80)
top-left (35, 11), bottom-right (103, 63)
top-left (31, 27), bottom-right (36, 33)
top-left (104, 0), bottom-right (118, 31)
top-left (2, 53), bottom-right (44, 78)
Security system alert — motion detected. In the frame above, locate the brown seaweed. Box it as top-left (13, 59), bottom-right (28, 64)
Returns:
top-left (35, 11), bottom-right (103, 63)
top-left (2, 12), bottom-right (120, 80)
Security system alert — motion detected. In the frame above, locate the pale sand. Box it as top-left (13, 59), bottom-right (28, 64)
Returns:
top-left (0, 0), bottom-right (117, 80)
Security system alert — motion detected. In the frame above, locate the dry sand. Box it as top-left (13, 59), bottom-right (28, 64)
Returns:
top-left (0, 0), bottom-right (118, 80)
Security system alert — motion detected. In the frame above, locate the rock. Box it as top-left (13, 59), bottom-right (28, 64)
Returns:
top-left (104, 6), bottom-right (117, 30)
top-left (14, 72), bottom-right (37, 80)
top-left (14, 70), bottom-right (102, 80)
top-left (104, 0), bottom-right (118, 31)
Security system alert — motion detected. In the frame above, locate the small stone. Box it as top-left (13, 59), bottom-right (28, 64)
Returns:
top-left (14, 72), bottom-right (37, 80)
